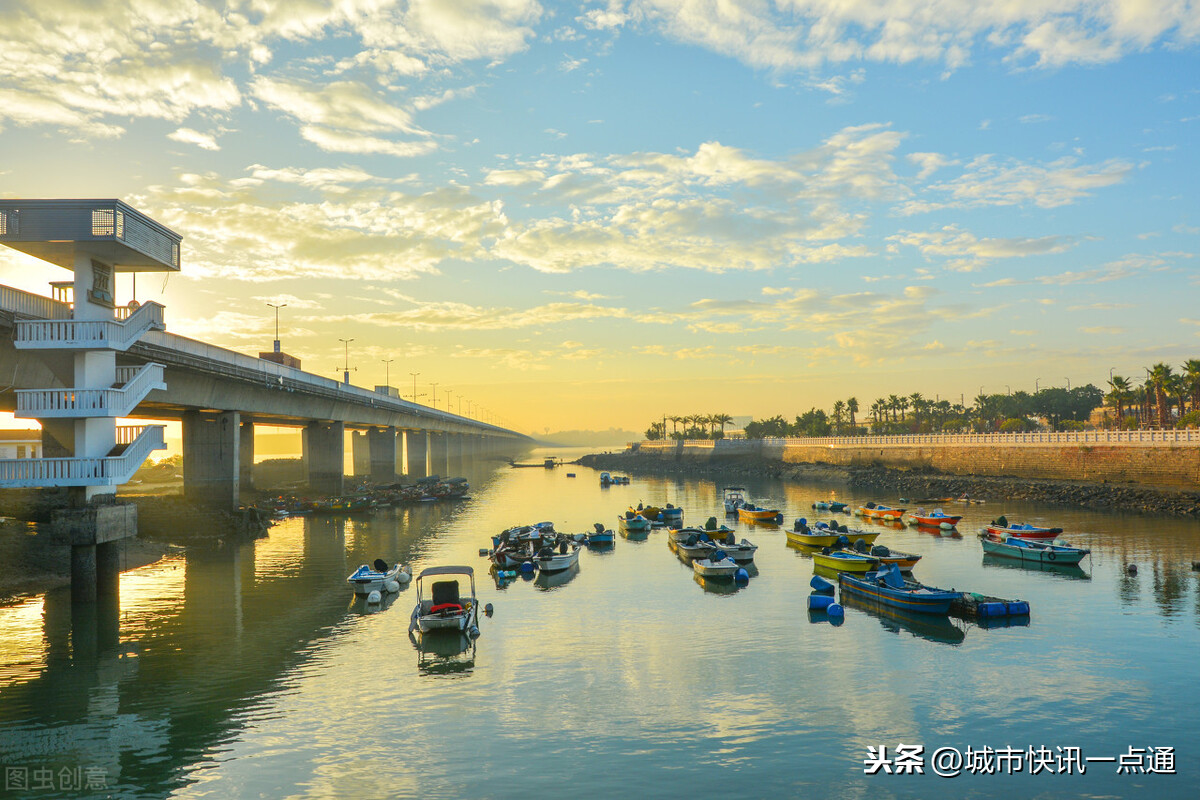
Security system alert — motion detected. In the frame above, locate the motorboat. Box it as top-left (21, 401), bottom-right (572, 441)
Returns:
top-left (984, 515), bottom-right (1062, 541)
top-left (692, 550), bottom-right (742, 579)
top-left (785, 521), bottom-right (881, 549)
top-left (979, 533), bottom-right (1090, 564)
top-left (811, 550), bottom-right (878, 573)
top-left (906, 508), bottom-right (963, 529)
top-left (409, 566), bottom-right (481, 636)
top-left (723, 487), bottom-right (745, 514)
top-left (737, 502), bottom-right (783, 524)
top-left (347, 560), bottom-right (410, 596)
top-left (838, 564), bottom-right (960, 615)
top-left (535, 540), bottom-right (583, 573)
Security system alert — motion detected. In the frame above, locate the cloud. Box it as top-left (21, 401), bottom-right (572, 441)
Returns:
top-left (901, 155), bottom-right (1133, 213)
top-left (907, 152), bottom-right (956, 181)
top-left (168, 127), bottom-right (221, 151)
top-left (890, 224), bottom-right (1074, 271)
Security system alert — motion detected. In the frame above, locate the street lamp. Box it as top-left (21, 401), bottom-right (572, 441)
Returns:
top-left (409, 372), bottom-right (420, 402)
top-left (1005, 384), bottom-right (1010, 395)
top-left (267, 302), bottom-right (286, 353)
top-left (1109, 367), bottom-right (1115, 383)
top-left (445, 389), bottom-right (453, 412)
top-left (1035, 377), bottom-right (1040, 393)
top-left (338, 337), bottom-right (355, 385)
top-left (1065, 377), bottom-right (1071, 390)
top-left (430, 382), bottom-right (438, 406)
top-left (381, 358), bottom-right (394, 389)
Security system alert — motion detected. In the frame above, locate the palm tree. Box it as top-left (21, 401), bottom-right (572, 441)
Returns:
top-left (887, 394), bottom-right (901, 422)
top-left (1106, 375), bottom-right (1133, 428)
top-left (1147, 363), bottom-right (1174, 428)
top-left (713, 413), bottom-right (734, 437)
top-left (847, 397), bottom-right (858, 431)
top-left (1183, 359), bottom-right (1200, 415)
top-left (832, 400), bottom-right (846, 434)
top-left (667, 415), bottom-right (682, 436)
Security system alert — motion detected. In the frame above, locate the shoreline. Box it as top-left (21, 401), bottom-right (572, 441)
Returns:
top-left (578, 452), bottom-right (1200, 517)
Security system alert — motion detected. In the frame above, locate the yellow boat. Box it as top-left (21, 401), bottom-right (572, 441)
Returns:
top-left (737, 503), bottom-right (782, 524)
top-left (785, 528), bottom-right (882, 548)
top-left (812, 550), bottom-right (879, 573)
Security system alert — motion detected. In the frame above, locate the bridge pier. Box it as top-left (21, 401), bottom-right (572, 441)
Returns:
top-left (183, 410), bottom-right (241, 510)
top-left (55, 504), bottom-right (137, 603)
top-left (429, 432), bottom-right (447, 478)
top-left (369, 426), bottom-right (398, 483)
top-left (239, 420), bottom-right (254, 491)
top-left (351, 431), bottom-right (370, 477)
top-left (304, 421), bottom-right (345, 495)
top-left (405, 430), bottom-right (428, 478)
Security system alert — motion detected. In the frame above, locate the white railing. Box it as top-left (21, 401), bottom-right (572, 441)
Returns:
top-left (0, 425), bottom-right (165, 487)
top-left (0, 285), bottom-right (72, 320)
top-left (632, 430), bottom-right (1200, 450)
top-left (14, 301), bottom-right (165, 352)
top-left (15, 363), bottom-right (166, 418)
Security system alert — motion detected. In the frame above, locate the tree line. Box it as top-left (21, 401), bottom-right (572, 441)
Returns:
top-left (642, 359), bottom-right (1200, 440)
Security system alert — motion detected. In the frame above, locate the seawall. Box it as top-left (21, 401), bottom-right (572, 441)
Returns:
top-left (581, 433), bottom-right (1200, 517)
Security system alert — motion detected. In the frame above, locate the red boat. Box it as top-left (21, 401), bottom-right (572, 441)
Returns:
top-left (906, 508), bottom-right (962, 528)
top-left (984, 516), bottom-right (1062, 541)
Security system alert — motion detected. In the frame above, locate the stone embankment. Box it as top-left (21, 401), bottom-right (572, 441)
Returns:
top-left (579, 453), bottom-right (1200, 517)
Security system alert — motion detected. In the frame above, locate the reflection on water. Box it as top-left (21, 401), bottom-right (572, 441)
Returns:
top-left (981, 553), bottom-right (1092, 581)
top-left (409, 630), bottom-right (476, 676)
top-left (840, 593), bottom-right (967, 646)
top-left (1, 450), bottom-right (1198, 797)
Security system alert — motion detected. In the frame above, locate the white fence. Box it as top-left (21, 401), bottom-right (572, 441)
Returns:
top-left (633, 430), bottom-right (1200, 451)
top-left (16, 363), bottom-right (166, 418)
top-left (0, 425), bottom-right (165, 487)
top-left (14, 302), bottom-right (165, 351)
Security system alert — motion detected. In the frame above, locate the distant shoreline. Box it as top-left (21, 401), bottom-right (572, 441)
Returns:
top-left (578, 452), bottom-right (1200, 518)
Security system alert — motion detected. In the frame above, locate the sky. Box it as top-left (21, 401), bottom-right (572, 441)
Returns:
top-left (0, 1), bottom-right (1198, 436)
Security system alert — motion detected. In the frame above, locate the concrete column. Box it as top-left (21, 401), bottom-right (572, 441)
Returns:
top-left (183, 410), bottom-right (241, 509)
top-left (351, 431), bottom-right (371, 476)
top-left (96, 541), bottom-right (121, 599)
top-left (239, 420), bottom-right (255, 491)
top-left (304, 421), bottom-right (345, 495)
top-left (429, 432), bottom-right (446, 479)
top-left (369, 426), bottom-right (398, 483)
top-left (71, 544), bottom-right (97, 603)
top-left (406, 430), bottom-right (428, 478)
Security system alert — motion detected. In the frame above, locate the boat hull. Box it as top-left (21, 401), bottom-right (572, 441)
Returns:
top-left (980, 535), bottom-right (1088, 564)
top-left (838, 572), bottom-right (959, 615)
top-left (737, 507), bottom-right (782, 523)
top-left (692, 559), bottom-right (741, 579)
top-left (785, 529), bottom-right (882, 548)
top-left (536, 546), bottom-right (582, 573)
top-left (812, 552), bottom-right (878, 573)
top-left (984, 524), bottom-right (1061, 541)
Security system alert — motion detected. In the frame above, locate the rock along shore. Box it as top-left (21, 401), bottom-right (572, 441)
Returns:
top-left (578, 452), bottom-right (1200, 518)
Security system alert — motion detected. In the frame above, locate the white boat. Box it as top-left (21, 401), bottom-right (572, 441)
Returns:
top-left (346, 560), bottom-right (410, 596)
top-left (535, 541), bottom-right (583, 573)
top-left (409, 566), bottom-right (480, 635)
top-left (723, 487), bottom-right (745, 514)
top-left (692, 551), bottom-right (742, 579)
top-left (617, 513), bottom-right (651, 531)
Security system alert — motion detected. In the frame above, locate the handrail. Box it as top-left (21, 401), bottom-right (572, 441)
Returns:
top-left (15, 363), bottom-right (166, 418)
top-left (633, 430), bottom-right (1200, 448)
top-left (14, 301), bottom-right (165, 352)
top-left (0, 285), bottom-right (72, 319)
top-left (0, 425), bottom-right (165, 487)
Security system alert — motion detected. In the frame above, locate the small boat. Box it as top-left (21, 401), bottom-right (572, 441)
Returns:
top-left (812, 550), bottom-right (879, 573)
top-left (599, 471), bottom-right (613, 485)
top-left (979, 533), bottom-right (1090, 565)
top-left (409, 566), bottom-right (481, 635)
top-left (737, 503), bottom-right (783, 524)
top-left (855, 544), bottom-right (921, 572)
top-left (905, 508), bottom-right (963, 529)
top-left (812, 500), bottom-right (849, 512)
top-left (984, 515), bottom-right (1062, 541)
top-left (856, 503), bottom-right (907, 521)
top-left (535, 540), bottom-right (583, 573)
top-left (617, 512), bottom-right (652, 532)
top-left (722, 487), bottom-right (745, 514)
top-left (838, 564), bottom-right (960, 615)
top-left (659, 504), bottom-right (683, 521)
top-left (347, 560), bottom-right (410, 596)
top-left (586, 523), bottom-right (615, 546)
top-left (692, 550), bottom-right (742, 579)
top-left (674, 530), bottom-right (758, 564)
top-left (785, 521), bottom-right (881, 548)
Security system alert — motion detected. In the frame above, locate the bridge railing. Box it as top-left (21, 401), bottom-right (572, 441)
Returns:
top-left (0, 425), bottom-right (165, 487)
top-left (16, 363), bottom-right (166, 418)
top-left (632, 430), bottom-right (1200, 450)
top-left (14, 302), bottom-right (165, 352)
top-left (0, 285), bottom-right (72, 319)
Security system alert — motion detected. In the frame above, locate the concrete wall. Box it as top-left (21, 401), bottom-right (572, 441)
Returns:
top-left (630, 436), bottom-right (1200, 489)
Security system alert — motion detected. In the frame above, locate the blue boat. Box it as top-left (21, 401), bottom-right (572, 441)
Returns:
top-left (838, 563), bottom-right (959, 615)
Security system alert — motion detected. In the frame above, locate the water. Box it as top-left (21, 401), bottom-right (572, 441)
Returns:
top-left (2, 450), bottom-right (1198, 799)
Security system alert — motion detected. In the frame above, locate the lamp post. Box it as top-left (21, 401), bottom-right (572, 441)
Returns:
top-left (267, 302), bottom-right (286, 353)
top-left (381, 358), bottom-right (394, 390)
top-left (1065, 377), bottom-right (1071, 390)
top-left (1005, 384), bottom-right (1010, 395)
top-left (338, 338), bottom-right (355, 385)
top-left (430, 382), bottom-right (438, 407)
top-left (445, 389), bottom-right (453, 412)
top-left (1109, 367), bottom-right (1115, 383)
top-left (409, 372), bottom-right (420, 402)
top-left (1035, 377), bottom-right (1040, 393)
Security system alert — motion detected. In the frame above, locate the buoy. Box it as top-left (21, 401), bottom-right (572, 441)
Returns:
top-left (566, 473), bottom-right (576, 477)
top-left (520, 561), bottom-right (534, 574)
top-left (385, 580), bottom-right (400, 593)
top-left (468, 626), bottom-right (480, 638)
top-left (1126, 564), bottom-right (1138, 574)
top-left (940, 522), bottom-right (954, 530)
top-left (808, 594), bottom-right (835, 610)
top-left (826, 603), bottom-right (844, 617)
top-left (479, 548), bottom-right (490, 557)
top-left (397, 569), bottom-right (411, 584)
top-left (484, 603), bottom-right (494, 617)
top-left (734, 568), bottom-right (749, 584)
top-left (367, 590), bottom-right (382, 604)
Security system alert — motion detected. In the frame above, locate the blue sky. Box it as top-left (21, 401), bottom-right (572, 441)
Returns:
top-left (0, 1), bottom-right (1197, 433)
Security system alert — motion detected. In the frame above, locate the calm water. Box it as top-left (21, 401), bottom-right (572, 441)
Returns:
top-left (1, 449), bottom-right (1198, 799)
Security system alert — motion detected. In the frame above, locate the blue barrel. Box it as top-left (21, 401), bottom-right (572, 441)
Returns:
top-left (977, 602), bottom-right (1006, 618)
top-left (808, 594), bottom-right (835, 610)
top-left (809, 575), bottom-right (836, 595)
top-left (1007, 601), bottom-right (1031, 616)
top-left (826, 603), bottom-right (844, 618)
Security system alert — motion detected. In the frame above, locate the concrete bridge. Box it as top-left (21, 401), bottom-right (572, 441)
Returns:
top-left (0, 199), bottom-right (530, 601)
